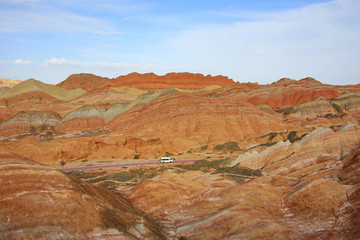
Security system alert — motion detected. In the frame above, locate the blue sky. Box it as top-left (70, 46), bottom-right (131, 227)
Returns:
top-left (0, 0), bottom-right (359, 85)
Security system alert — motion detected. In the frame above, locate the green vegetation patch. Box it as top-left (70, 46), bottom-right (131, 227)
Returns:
top-left (66, 165), bottom-right (176, 189)
top-left (130, 166), bottom-right (173, 181)
top-left (214, 142), bottom-right (241, 152)
top-left (175, 159), bottom-right (262, 183)
top-left (206, 92), bottom-right (219, 98)
top-left (276, 106), bottom-right (295, 115)
top-left (66, 171), bottom-right (106, 179)
top-left (214, 164), bottom-right (262, 177)
top-left (287, 131), bottom-right (307, 143)
top-left (165, 152), bottom-right (173, 157)
top-left (259, 141), bottom-right (278, 147)
top-left (101, 181), bottom-right (117, 188)
top-left (175, 158), bottom-right (230, 172)
top-left (87, 171), bottom-right (135, 183)
top-left (200, 145), bottom-right (208, 151)
top-left (264, 132), bottom-right (278, 141)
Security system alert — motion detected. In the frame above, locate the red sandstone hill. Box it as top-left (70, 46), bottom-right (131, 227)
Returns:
top-left (104, 72), bottom-right (237, 90)
top-left (56, 73), bottom-right (112, 91)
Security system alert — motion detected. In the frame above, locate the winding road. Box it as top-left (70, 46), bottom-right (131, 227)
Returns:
top-left (60, 158), bottom-right (204, 172)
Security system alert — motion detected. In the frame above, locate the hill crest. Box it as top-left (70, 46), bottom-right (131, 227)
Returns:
top-left (104, 72), bottom-right (236, 90)
top-left (56, 73), bottom-right (112, 91)
top-left (0, 78), bottom-right (86, 101)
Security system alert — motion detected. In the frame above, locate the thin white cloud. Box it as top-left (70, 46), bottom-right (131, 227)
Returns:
top-left (43, 58), bottom-right (80, 66)
top-left (42, 58), bottom-right (193, 79)
top-left (43, 57), bottom-right (189, 69)
top-left (0, 59), bottom-right (34, 64)
top-left (43, 58), bottom-right (133, 67)
top-left (164, 0), bottom-right (360, 84)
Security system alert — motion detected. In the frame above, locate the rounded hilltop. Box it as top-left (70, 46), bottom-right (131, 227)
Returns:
top-left (56, 73), bottom-right (112, 91)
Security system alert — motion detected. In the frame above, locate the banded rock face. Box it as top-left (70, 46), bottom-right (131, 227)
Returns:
top-left (247, 77), bottom-right (359, 110)
top-left (0, 152), bottom-right (165, 239)
top-left (125, 171), bottom-right (298, 239)
top-left (0, 111), bottom-right (61, 138)
top-left (107, 90), bottom-right (290, 148)
top-left (104, 72), bottom-right (236, 90)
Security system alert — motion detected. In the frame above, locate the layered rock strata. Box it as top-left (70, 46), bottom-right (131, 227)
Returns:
top-left (0, 151), bottom-right (166, 239)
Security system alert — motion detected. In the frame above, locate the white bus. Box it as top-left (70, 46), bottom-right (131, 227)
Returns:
top-left (160, 157), bottom-right (174, 163)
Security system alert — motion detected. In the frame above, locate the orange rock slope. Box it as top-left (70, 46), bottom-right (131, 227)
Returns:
top-left (0, 151), bottom-right (166, 239)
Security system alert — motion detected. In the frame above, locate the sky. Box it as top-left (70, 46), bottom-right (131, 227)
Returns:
top-left (0, 0), bottom-right (359, 85)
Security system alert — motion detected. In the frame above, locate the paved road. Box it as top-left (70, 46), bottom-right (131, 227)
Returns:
top-left (60, 158), bottom-right (204, 172)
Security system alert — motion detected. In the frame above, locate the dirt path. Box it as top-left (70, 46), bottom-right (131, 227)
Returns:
top-left (59, 158), bottom-right (204, 172)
